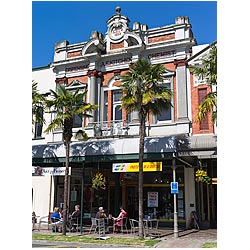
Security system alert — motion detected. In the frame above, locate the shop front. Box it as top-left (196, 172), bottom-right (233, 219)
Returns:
top-left (32, 135), bottom-right (200, 228)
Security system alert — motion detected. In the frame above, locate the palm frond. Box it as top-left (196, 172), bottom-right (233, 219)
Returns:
top-left (44, 118), bottom-right (63, 133)
top-left (195, 92), bottom-right (217, 123)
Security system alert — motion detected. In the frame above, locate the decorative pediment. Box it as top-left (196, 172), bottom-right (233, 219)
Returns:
top-left (82, 31), bottom-right (105, 56)
top-left (66, 79), bottom-right (87, 90)
top-left (163, 68), bottom-right (175, 77)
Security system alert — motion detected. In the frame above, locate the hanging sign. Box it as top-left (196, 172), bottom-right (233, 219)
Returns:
top-left (112, 162), bottom-right (162, 172)
top-left (171, 182), bottom-right (178, 194)
top-left (147, 192), bottom-right (158, 207)
top-left (32, 166), bottom-right (71, 176)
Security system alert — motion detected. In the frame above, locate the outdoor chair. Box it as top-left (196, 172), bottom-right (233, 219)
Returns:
top-left (89, 218), bottom-right (98, 233)
top-left (144, 219), bottom-right (159, 238)
top-left (129, 219), bottom-right (139, 235)
top-left (51, 217), bottom-right (62, 233)
top-left (38, 214), bottom-right (51, 231)
top-left (69, 217), bottom-right (80, 232)
top-left (121, 217), bottom-right (128, 233)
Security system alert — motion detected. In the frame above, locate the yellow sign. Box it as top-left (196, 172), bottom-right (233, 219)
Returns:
top-left (112, 162), bottom-right (162, 172)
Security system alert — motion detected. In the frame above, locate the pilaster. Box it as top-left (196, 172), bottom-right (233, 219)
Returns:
top-left (174, 59), bottom-right (189, 123)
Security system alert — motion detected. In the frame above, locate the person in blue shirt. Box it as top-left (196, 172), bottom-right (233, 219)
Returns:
top-left (51, 207), bottom-right (62, 232)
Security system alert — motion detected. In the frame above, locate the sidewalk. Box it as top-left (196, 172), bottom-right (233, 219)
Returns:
top-left (33, 225), bottom-right (217, 248)
top-left (154, 229), bottom-right (217, 248)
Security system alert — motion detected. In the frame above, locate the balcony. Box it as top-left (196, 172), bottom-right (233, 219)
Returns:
top-left (93, 120), bottom-right (130, 138)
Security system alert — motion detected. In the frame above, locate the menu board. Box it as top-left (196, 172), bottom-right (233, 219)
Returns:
top-left (147, 192), bottom-right (158, 207)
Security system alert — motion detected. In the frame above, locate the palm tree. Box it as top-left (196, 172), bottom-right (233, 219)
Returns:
top-left (189, 45), bottom-right (217, 124)
top-left (44, 83), bottom-right (97, 235)
top-left (32, 81), bottom-right (48, 126)
top-left (120, 58), bottom-right (172, 238)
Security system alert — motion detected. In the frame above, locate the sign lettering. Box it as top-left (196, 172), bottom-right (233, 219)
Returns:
top-left (65, 64), bottom-right (89, 73)
top-left (112, 162), bottom-right (162, 172)
top-left (148, 50), bottom-right (175, 60)
top-left (101, 57), bottom-right (132, 67)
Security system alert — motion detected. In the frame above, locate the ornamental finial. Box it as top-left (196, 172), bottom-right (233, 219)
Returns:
top-left (116, 6), bottom-right (121, 14)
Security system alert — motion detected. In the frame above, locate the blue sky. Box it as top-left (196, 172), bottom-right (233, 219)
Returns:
top-left (32, 1), bottom-right (217, 68)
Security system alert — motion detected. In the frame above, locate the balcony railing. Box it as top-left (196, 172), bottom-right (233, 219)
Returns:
top-left (93, 120), bottom-right (130, 137)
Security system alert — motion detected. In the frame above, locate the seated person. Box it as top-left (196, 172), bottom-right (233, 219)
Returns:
top-left (95, 206), bottom-right (107, 219)
top-left (51, 207), bottom-right (62, 232)
top-left (69, 205), bottom-right (80, 232)
top-left (113, 206), bottom-right (127, 233)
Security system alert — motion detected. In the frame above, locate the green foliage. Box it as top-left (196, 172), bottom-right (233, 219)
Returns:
top-left (32, 234), bottom-right (160, 246)
top-left (189, 45), bottom-right (217, 124)
top-left (91, 172), bottom-right (106, 190)
top-left (120, 58), bottom-right (172, 117)
top-left (32, 81), bottom-right (49, 125)
top-left (202, 242), bottom-right (217, 248)
top-left (195, 169), bottom-right (211, 184)
top-left (44, 84), bottom-right (97, 142)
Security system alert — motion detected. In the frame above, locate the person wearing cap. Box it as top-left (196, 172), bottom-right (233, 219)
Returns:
top-left (95, 206), bottom-right (107, 218)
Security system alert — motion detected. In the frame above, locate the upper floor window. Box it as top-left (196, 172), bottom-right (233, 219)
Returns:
top-left (65, 80), bottom-right (87, 128)
top-left (113, 90), bottom-right (122, 121)
top-left (198, 88), bottom-right (209, 130)
top-left (34, 107), bottom-right (43, 138)
top-left (155, 79), bottom-right (173, 123)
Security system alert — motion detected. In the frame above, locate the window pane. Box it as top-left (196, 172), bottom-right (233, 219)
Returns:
top-left (73, 115), bottom-right (82, 128)
top-left (35, 122), bottom-right (43, 138)
top-left (198, 88), bottom-right (209, 130)
top-left (157, 106), bottom-right (171, 121)
top-left (103, 91), bottom-right (108, 121)
top-left (113, 91), bottom-right (122, 102)
top-left (34, 107), bottom-right (43, 138)
top-left (114, 105), bottom-right (122, 120)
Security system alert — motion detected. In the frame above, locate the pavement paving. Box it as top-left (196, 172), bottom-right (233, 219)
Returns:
top-left (33, 225), bottom-right (217, 248)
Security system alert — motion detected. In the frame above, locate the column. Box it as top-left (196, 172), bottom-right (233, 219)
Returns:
top-left (174, 59), bottom-right (189, 122)
top-left (87, 70), bottom-right (98, 125)
top-left (130, 111), bottom-right (139, 123)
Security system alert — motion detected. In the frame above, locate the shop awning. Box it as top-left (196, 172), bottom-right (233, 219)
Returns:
top-left (32, 134), bottom-right (217, 165)
top-left (32, 135), bottom-right (177, 164)
top-left (177, 134), bottom-right (217, 160)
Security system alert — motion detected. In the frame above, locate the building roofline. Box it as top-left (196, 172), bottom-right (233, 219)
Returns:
top-left (187, 40), bottom-right (217, 63)
top-left (32, 64), bottom-right (51, 71)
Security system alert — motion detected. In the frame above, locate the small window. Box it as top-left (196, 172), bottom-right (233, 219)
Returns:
top-left (103, 91), bottom-right (108, 122)
top-left (112, 90), bottom-right (122, 121)
top-left (34, 107), bottom-right (43, 138)
top-left (156, 81), bottom-right (172, 122)
top-left (198, 88), bottom-right (209, 130)
top-left (73, 115), bottom-right (82, 128)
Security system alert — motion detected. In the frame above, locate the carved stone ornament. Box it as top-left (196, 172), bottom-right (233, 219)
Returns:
top-left (108, 21), bottom-right (126, 41)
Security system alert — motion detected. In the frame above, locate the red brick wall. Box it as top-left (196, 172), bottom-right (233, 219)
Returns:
top-left (110, 41), bottom-right (124, 50)
top-left (148, 33), bottom-right (175, 44)
top-left (190, 74), bottom-right (214, 134)
top-left (67, 51), bottom-right (82, 58)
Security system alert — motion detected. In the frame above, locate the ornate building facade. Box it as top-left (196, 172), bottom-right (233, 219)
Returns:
top-left (32, 7), bottom-right (217, 229)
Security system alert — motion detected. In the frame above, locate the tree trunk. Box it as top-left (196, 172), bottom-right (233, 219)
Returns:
top-left (62, 139), bottom-right (70, 235)
top-left (138, 112), bottom-right (146, 238)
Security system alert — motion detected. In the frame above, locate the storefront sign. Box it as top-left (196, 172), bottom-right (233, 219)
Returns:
top-left (147, 192), bottom-right (158, 207)
top-left (65, 64), bottom-right (89, 73)
top-left (112, 162), bottom-right (162, 172)
top-left (101, 57), bottom-right (132, 67)
top-left (32, 166), bottom-right (71, 176)
top-left (148, 50), bottom-right (175, 60)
